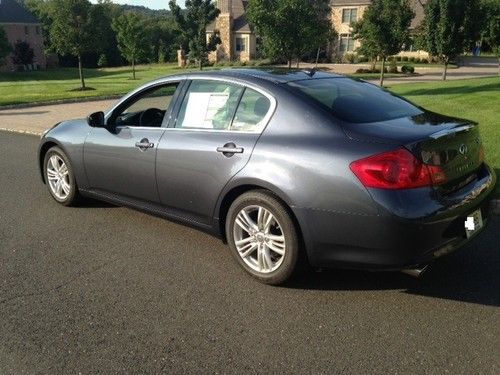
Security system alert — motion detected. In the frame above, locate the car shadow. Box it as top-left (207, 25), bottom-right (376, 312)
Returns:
top-left (285, 216), bottom-right (500, 307)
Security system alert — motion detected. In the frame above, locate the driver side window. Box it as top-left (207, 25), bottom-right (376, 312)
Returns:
top-left (114, 83), bottom-right (179, 128)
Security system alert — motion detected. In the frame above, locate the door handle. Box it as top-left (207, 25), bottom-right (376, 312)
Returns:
top-left (135, 138), bottom-right (154, 150)
top-left (217, 142), bottom-right (244, 157)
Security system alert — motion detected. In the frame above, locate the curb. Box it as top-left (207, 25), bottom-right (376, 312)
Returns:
top-left (0, 127), bottom-right (42, 136)
top-left (0, 95), bottom-right (121, 110)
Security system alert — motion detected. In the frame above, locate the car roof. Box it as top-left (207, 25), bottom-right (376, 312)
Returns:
top-left (164, 68), bottom-right (344, 84)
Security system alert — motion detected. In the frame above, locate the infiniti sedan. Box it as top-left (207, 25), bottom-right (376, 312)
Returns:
top-left (38, 69), bottom-right (496, 284)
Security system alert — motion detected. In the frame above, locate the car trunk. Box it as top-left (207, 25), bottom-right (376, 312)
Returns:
top-left (342, 112), bottom-right (484, 195)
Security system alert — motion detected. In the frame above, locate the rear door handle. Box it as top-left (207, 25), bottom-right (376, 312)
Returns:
top-left (217, 142), bottom-right (244, 156)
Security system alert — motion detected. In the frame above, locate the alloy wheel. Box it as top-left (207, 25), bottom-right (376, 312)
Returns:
top-left (46, 154), bottom-right (71, 200)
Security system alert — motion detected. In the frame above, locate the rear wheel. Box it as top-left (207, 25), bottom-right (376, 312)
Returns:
top-left (43, 146), bottom-right (79, 206)
top-left (226, 190), bottom-right (300, 285)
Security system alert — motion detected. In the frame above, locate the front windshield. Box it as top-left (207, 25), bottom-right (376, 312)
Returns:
top-left (287, 78), bottom-right (423, 123)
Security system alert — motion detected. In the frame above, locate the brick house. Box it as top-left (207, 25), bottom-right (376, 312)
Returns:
top-left (207, 0), bottom-right (257, 63)
top-left (0, 0), bottom-right (47, 71)
top-left (330, 0), bottom-right (428, 59)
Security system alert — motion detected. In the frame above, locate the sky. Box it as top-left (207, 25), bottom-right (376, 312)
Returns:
top-left (89, 0), bottom-right (186, 10)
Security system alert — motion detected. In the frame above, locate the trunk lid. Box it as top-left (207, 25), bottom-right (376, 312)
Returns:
top-left (343, 112), bottom-right (484, 193)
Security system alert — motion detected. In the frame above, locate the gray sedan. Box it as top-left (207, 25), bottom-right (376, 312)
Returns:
top-left (38, 69), bottom-right (496, 284)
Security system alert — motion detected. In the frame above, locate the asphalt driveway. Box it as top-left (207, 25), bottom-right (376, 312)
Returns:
top-left (0, 132), bottom-right (498, 373)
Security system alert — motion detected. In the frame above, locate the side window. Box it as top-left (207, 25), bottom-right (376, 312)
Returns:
top-left (176, 80), bottom-right (243, 130)
top-left (114, 83), bottom-right (178, 128)
top-left (231, 88), bottom-right (271, 132)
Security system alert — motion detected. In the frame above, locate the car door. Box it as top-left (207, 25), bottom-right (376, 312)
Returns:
top-left (84, 81), bottom-right (182, 203)
top-left (156, 78), bottom-right (276, 225)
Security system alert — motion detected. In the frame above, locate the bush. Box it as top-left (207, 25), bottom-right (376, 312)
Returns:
top-left (342, 53), bottom-right (357, 64)
top-left (408, 57), bottom-right (416, 63)
top-left (357, 55), bottom-right (369, 63)
top-left (355, 68), bottom-right (371, 73)
top-left (421, 58), bottom-right (429, 64)
top-left (401, 65), bottom-right (415, 74)
top-left (395, 56), bottom-right (402, 62)
top-left (388, 58), bottom-right (398, 73)
top-left (401, 56), bottom-right (409, 62)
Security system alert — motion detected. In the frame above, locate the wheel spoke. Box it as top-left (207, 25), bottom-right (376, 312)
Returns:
top-left (59, 163), bottom-right (68, 175)
top-left (47, 169), bottom-right (58, 180)
top-left (235, 210), bottom-right (257, 234)
top-left (55, 180), bottom-right (63, 196)
top-left (49, 156), bottom-right (59, 170)
top-left (239, 242), bottom-right (258, 258)
top-left (235, 236), bottom-right (254, 247)
top-left (61, 180), bottom-right (70, 195)
top-left (266, 234), bottom-right (285, 255)
top-left (262, 247), bottom-right (273, 271)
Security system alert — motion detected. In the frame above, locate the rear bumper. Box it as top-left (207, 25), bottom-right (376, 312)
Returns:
top-left (295, 164), bottom-right (496, 270)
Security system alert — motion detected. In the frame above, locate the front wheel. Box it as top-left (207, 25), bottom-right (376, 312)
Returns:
top-left (226, 190), bottom-right (300, 285)
top-left (43, 146), bottom-right (79, 206)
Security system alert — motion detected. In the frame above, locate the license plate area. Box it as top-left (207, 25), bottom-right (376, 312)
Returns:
top-left (465, 209), bottom-right (483, 239)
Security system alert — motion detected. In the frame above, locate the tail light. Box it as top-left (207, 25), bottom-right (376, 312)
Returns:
top-left (350, 148), bottom-right (447, 189)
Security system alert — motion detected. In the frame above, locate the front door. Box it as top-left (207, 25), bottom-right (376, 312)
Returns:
top-left (156, 79), bottom-right (275, 225)
top-left (84, 82), bottom-right (181, 202)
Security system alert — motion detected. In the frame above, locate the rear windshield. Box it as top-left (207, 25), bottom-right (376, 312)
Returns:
top-left (287, 78), bottom-right (423, 123)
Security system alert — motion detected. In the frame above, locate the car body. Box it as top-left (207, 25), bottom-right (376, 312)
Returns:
top-left (38, 69), bottom-right (497, 283)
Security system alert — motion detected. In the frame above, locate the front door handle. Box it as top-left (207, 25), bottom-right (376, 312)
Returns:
top-left (217, 142), bottom-right (244, 157)
top-left (135, 138), bottom-right (154, 150)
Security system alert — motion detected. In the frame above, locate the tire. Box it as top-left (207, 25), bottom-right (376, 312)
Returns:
top-left (226, 190), bottom-right (300, 285)
top-left (43, 146), bottom-right (80, 206)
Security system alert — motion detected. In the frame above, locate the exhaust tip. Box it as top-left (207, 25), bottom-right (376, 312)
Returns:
top-left (401, 265), bottom-right (429, 278)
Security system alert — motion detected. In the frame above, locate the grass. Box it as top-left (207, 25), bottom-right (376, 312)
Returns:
top-left (388, 77), bottom-right (500, 197)
top-left (0, 64), bottom-right (196, 106)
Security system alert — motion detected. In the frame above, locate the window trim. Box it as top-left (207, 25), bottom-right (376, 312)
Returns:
top-left (105, 80), bottom-right (185, 130)
top-left (341, 8), bottom-right (357, 24)
top-left (167, 77), bottom-right (277, 135)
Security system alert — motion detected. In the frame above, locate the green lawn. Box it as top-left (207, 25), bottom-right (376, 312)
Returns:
top-left (389, 77), bottom-right (500, 197)
top-left (0, 64), bottom-right (195, 106)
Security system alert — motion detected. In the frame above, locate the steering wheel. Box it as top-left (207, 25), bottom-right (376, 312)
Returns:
top-left (139, 108), bottom-right (164, 127)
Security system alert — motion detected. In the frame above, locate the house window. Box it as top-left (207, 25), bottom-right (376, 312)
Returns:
top-left (24, 26), bottom-right (29, 35)
top-left (342, 8), bottom-right (357, 24)
top-left (339, 34), bottom-right (355, 53)
top-left (235, 37), bottom-right (247, 53)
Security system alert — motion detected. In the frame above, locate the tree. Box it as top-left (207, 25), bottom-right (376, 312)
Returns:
top-left (169, 0), bottom-right (221, 70)
top-left (11, 40), bottom-right (34, 66)
top-left (247, 0), bottom-right (334, 68)
top-left (0, 26), bottom-right (11, 67)
top-left (112, 12), bottom-right (151, 79)
top-left (481, 0), bottom-right (500, 73)
top-left (420, 0), bottom-right (483, 80)
top-left (49, 0), bottom-right (98, 90)
top-left (352, 0), bottom-right (414, 86)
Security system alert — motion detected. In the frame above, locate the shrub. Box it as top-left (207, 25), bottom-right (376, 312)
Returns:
top-left (342, 53), bottom-right (357, 64)
top-left (421, 58), bottom-right (429, 64)
top-left (355, 68), bottom-right (371, 73)
top-left (388, 58), bottom-right (398, 73)
top-left (395, 55), bottom-right (402, 62)
top-left (401, 56), bottom-right (409, 62)
top-left (357, 55), bottom-right (369, 63)
top-left (408, 57), bottom-right (416, 63)
top-left (401, 65), bottom-right (415, 74)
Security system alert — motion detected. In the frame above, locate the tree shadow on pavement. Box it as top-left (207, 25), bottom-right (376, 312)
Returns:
top-left (395, 81), bottom-right (500, 97)
top-left (286, 216), bottom-right (500, 307)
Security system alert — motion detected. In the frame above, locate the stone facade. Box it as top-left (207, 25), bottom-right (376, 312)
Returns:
top-left (207, 0), bottom-right (256, 63)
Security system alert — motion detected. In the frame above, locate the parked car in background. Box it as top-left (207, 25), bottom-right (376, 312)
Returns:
top-left (38, 69), bottom-right (496, 284)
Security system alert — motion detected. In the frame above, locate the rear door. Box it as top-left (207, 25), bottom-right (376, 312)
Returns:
top-left (156, 79), bottom-right (275, 225)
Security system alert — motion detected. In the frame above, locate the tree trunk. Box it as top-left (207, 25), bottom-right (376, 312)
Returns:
top-left (379, 57), bottom-right (386, 87)
top-left (296, 58), bottom-right (300, 69)
top-left (287, 59), bottom-right (292, 70)
top-left (370, 58), bottom-right (376, 71)
top-left (132, 57), bottom-right (136, 80)
top-left (442, 61), bottom-right (448, 80)
top-left (198, 59), bottom-right (203, 71)
top-left (315, 47), bottom-right (321, 68)
top-left (78, 54), bottom-right (85, 90)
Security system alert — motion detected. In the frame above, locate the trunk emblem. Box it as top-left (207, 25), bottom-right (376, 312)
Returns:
top-left (459, 144), bottom-right (468, 155)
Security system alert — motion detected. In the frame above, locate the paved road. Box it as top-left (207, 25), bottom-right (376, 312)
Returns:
top-left (0, 132), bottom-right (499, 374)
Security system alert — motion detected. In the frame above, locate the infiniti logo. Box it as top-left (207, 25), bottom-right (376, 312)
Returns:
top-left (459, 144), bottom-right (468, 155)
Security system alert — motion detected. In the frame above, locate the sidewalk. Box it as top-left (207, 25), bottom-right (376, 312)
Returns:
top-left (0, 99), bottom-right (117, 135)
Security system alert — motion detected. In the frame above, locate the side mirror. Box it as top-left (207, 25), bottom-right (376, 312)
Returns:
top-left (87, 111), bottom-right (105, 128)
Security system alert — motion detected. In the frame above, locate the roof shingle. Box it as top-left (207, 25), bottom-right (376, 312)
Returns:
top-left (0, 0), bottom-right (41, 24)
